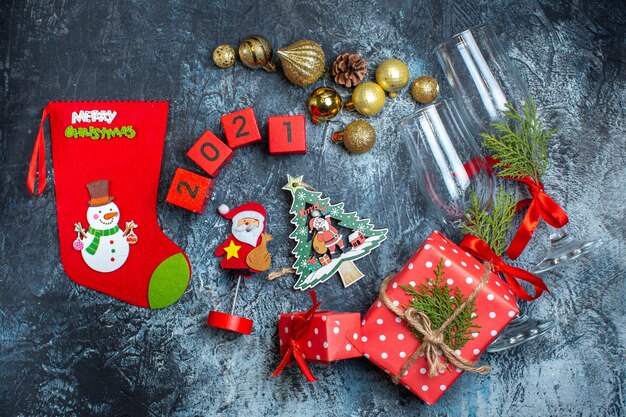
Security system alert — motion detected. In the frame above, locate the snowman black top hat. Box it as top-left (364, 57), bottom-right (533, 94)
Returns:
top-left (86, 180), bottom-right (114, 207)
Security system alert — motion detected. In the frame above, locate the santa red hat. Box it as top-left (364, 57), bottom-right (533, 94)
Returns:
top-left (218, 202), bottom-right (266, 226)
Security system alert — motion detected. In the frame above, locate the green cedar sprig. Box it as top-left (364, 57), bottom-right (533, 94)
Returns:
top-left (459, 186), bottom-right (517, 256)
top-left (400, 259), bottom-right (480, 350)
top-left (481, 98), bottom-right (556, 182)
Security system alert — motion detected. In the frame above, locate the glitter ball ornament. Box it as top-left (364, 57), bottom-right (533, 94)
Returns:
top-left (345, 82), bottom-right (386, 116)
top-left (410, 76), bottom-right (440, 104)
top-left (238, 35), bottom-right (277, 72)
top-left (375, 59), bottom-right (410, 98)
top-left (308, 87), bottom-right (342, 124)
top-left (212, 44), bottom-right (236, 68)
top-left (331, 120), bottom-right (377, 154)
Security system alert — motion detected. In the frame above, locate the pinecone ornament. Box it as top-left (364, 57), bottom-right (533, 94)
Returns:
top-left (332, 53), bottom-right (367, 88)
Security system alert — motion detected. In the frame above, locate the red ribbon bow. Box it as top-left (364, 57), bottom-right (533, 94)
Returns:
top-left (506, 176), bottom-right (569, 259)
top-left (460, 234), bottom-right (550, 301)
top-left (27, 105), bottom-right (50, 196)
top-left (272, 291), bottom-right (324, 382)
top-left (461, 156), bottom-right (569, 260)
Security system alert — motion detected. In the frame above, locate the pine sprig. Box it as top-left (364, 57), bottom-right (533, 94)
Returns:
top-left (481, 98), bottom-right (557, 182)
top-left (459, 187), bottom-right (517, 256)
top-left (400, 259), bottom-right (480, 350)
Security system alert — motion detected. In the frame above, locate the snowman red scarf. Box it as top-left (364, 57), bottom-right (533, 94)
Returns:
top-left (27, 101), bottom-right (191, 309)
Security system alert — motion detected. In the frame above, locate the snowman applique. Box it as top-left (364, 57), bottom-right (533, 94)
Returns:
top-left (72, 180), bottom-right (138, 273)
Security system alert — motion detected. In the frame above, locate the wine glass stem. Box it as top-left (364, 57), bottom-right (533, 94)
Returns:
top-left (548, 226), bottom-right (571, 248)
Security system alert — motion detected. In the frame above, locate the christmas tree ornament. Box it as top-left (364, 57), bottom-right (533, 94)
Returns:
top-left (281, 175), bottom-right (387, 290)
top-left (272, 291), bottom-right (363, 382)
top-left (276, 40), bottom-right (325, 86)
top-left (353, 231), bottom-right (519, 405)
top-left (307, 87), bottom-right (342, 124)
top-left (331, 120), bottom-right (376, 154)
top-left (344, 82), bottom-right (386, 116)
top-left (238, 35), bottom-right (277, 72)
top-left (410, 75), bottom-right (440, 104)
top-left (212, 44), bottom-right (236, 68)
top-left (375, 58), bottom-right (410, 98)
top-left (207, 202), bottom-right (272, 335)
top-left (27, 101), bottom-right (191, 309)
top-left (331, 53), bottom-right (367, 88)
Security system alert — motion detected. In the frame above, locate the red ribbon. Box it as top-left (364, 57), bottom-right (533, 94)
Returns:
top-left (460, 234), bottom-right (550, 301)
top-left (272, 291), bottom-right (324, 382)
top-left (461, 156), bottom-right (497, 178)
top-left (27, 105), bottom-right (50, 196)
top-left (462, 156), bottom-right (569, 260)
top-left (505, 176), bottom-right (568, 259)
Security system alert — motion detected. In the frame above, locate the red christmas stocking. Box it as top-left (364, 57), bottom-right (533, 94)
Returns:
top-left (27, 100), bottom-right (191, 309)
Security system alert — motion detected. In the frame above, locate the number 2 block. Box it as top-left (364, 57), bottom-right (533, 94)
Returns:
top-left (186, 130), bottom-right (234, 178)
top-left (221, 108), bottom-right (262, 149)
top-left (268, 114), bottom-right (306, 155)
top-left (165, 168), bottom-right (214, 213)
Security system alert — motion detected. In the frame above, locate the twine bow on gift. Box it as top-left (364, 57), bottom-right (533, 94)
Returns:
top-left (379, 266), bottom-right (493, 380)
top-left (506, 176), bottom-right (569, 259)
top-left (460, 234), bottom-right (549, 301)
top-left (272, 291), bottom-right (325, 382)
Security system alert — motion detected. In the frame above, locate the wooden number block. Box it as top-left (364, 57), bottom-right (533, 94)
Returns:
top-left (221, 108), bottom-right (262, 149)
top-left (165, 168), bottom-right (214, 213)
top-left (268, 115), bottom-right (306, 155)
top-left (186, 130), bottom-right (234, 178)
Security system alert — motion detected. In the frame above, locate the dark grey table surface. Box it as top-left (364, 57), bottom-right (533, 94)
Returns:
top-left (1, 1), bottom-right (624, 416)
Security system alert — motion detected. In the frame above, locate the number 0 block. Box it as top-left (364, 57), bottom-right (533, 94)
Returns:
top-left (268, 114), bottom-right (306, 155)
top-left (186, 130), bottom-right (234, 178)
top-left (165, 168), bottom-right (214, 213)
top-left (221, 108), bottom-right (262, 149)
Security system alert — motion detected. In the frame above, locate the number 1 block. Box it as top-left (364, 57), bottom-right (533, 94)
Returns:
top-left (165, 168), bottom-right (214, 213)
top-left (221, 108), bottom-right (262, 149)
top-left (186, 130), bottom-right (234, 178)
top-left (268, 114), bottom-right (306, 155)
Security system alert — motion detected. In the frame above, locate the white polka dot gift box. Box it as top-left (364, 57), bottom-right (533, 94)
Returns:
top-left (351, 231), bottom-right (519, 405)
top-left (273, 291), bottom-right (363, 382)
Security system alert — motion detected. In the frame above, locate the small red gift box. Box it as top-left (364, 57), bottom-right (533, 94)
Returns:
top-left (354, 231), bottom-right (519, 405)
top-left (274, 292), bottom-right (362, 382)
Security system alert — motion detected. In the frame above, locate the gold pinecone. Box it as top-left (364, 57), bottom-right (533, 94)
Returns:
top-left (332, 53), bottom-right (367, 88)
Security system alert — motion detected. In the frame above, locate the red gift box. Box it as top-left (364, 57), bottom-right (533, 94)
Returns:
top-left (354, 231), bottom-right (519, 405)
top-left (274, 292), bottom-right (362, 382)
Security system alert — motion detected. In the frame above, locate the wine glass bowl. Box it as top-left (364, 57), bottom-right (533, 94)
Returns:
top-left (401, 99), bottom-right (493, 232)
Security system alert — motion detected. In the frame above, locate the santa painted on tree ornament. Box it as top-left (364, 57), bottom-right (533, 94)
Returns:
top-left (309, 214), bottom-right (345, 255)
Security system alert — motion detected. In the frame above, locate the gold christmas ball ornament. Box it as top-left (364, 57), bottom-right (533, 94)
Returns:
top-left (307, 87), bottom-right (342, 124)
top-left (238, 35), bottom-right (277, 72)
top-left (375, 58), bottom-right (410, 98)
top-left (344, 82), bottom-right (386, 116)
top-left (410, 76), bottom-right (440, 104)
top-left (331, 120), bottom-right (377, 154)
top-left (277, 40), bottom-right (325, 86)
top-left (212, 44), bottom-right (236, 68)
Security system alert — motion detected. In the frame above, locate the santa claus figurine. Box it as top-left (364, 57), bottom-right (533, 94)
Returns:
top-left (310, 215), bottom-right (344, 254)
top-left (209, 202), bottom-right (272, 335)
